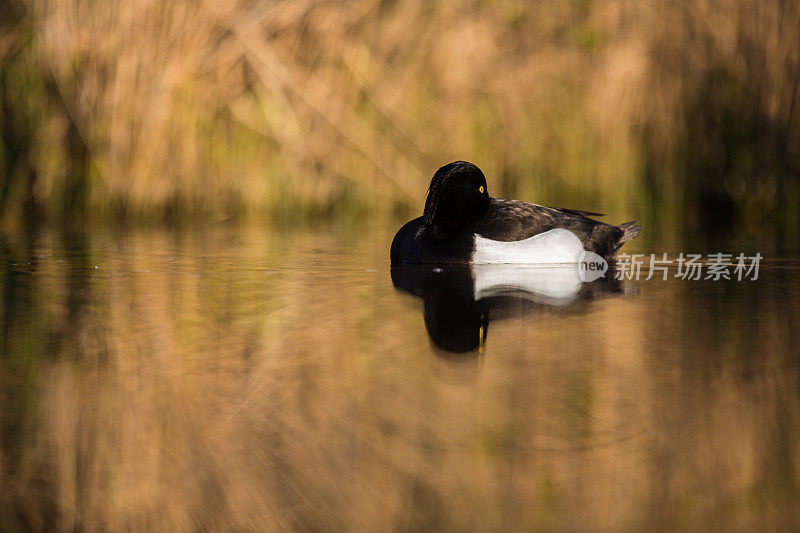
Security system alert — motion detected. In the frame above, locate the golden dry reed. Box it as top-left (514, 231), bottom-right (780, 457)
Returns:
top-left (0, 0), bottom-right (798, 236)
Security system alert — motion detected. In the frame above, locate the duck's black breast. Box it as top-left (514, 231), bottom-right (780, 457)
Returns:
top-left (390, 217), bottom-right (475, 263)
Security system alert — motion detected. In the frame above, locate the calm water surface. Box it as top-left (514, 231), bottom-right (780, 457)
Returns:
top-left (1, 225), bottom-right (799, 531)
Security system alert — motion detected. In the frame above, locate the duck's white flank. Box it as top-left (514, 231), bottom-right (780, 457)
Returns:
top-left (471, 228), bottom-right (584, 264)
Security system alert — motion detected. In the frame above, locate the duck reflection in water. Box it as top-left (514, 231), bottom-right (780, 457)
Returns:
top-left (391, 263), bottom-right (626, 356)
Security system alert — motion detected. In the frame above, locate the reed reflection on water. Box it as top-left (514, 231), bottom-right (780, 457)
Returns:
top-left (1, 226), bottom-right (799, 530)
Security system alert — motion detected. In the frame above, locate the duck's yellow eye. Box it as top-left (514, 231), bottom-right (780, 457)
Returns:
top-left (479, 185), bottom-right (485, 194)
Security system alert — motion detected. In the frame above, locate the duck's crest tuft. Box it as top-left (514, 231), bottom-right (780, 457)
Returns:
top-left (424, 161), bottom-right (463, 225)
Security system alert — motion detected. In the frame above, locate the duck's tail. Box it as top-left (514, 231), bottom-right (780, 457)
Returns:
top-left (608, 221), bottom-right (642, 260)
top-left (618, 221), bottom-right (641, 243)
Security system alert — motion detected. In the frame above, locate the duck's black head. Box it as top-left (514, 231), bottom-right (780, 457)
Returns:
top-left (423, 161), bottom-right (490, 234)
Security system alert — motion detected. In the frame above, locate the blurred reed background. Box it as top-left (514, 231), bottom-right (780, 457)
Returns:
top-left (3, 3), bottom-right (800, 529)
top-left (1, 0), bottom-right (798, 241)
